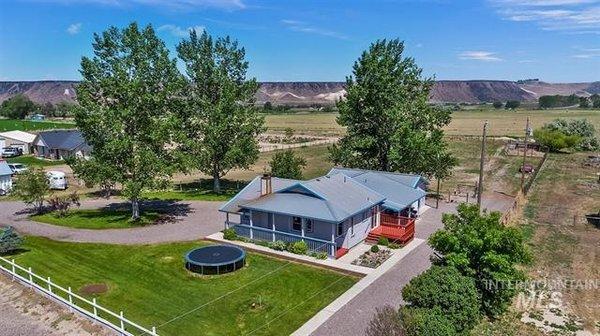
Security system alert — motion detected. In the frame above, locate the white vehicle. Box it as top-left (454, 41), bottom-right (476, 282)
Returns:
top-left (46, 171), bottom-right (68, 190)
top-left (8, 163), bottom-right (28, 175)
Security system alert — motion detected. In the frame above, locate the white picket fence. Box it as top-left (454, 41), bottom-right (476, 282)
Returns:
top-left (0, 256), bottom-right (158, 336)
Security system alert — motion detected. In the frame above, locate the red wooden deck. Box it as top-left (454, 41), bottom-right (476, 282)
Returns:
top-left (367, 214), bottom-right (415, 244)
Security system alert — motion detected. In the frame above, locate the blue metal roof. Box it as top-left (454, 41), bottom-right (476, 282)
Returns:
top-left (339, 171), bottom-right (426, 210)
top-left (36, 130), bottom-right (89, 151)
top-left (221, 167), bottom-right (426, 223)
top-left (328, 167), bottom-right (426, 189)
top-left (242, 174), bottom-right (385, 222)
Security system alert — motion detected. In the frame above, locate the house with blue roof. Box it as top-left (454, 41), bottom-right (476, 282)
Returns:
top-left (220, 168), bottom-right (427, 259)
top-left (32, 130), bottom-right (91, 160)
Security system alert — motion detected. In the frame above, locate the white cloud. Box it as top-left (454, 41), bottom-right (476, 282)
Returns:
top-left (458, 51), bottom-right (503, 61)
top-left (157, 24), bottom-right (204, 37)
top-left (281, 19), bottom-right (348, 40)
top-left (66, 22), bottom-right (82, 35)
top-left (518, 59), bottom-right (537, 63)
top-left (489, 0), bottom-right (600, 33)
top-left (571, 47), bottom-right (600, 58)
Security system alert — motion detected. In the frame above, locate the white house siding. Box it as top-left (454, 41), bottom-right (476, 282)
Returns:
top-left (0, 175), bottom-right (12, 192)
top-left (340, 208), bottom-right (375, 249)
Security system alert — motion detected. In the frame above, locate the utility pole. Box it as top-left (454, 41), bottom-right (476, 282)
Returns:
top-left (520, 116), bottom-right (530, 193)
top-left (477, 120), bottom-right (488, 211)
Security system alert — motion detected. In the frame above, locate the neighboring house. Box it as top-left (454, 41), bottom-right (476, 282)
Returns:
top-left (0, 130), bottom-right (37, 154)
top-left (0, 160), bottom-right (13, 193)
top-left (33, 130), bottom-right (91, 160)
top-left (220, 168), bottom-right (427, 259)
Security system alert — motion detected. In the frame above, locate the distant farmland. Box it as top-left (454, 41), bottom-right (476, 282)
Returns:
top-left (264, 109), bottom-right (600, 137)
top-left (0, 119), bottom-right (76, 132)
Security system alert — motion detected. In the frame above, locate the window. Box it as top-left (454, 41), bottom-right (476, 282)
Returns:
top-left (292, 217), bottom-right (302, 231)
top-left (241, 212), bottom-right (250, 225)
top-left (337, 222), bottom-right (343, 236)
top-left (306, 219), bottom-right (314, 233)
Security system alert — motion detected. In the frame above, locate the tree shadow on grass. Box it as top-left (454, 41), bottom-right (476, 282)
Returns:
top-left (100, 200), bottom-right (194, 225)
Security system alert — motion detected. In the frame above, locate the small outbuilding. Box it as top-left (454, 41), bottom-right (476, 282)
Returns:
top-left (0, 160), bottom-right (13, 193)
top-left (0, 130), bottom-right (37, 154)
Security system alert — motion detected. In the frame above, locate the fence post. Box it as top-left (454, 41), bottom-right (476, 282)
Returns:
top-left (28, 267), bottom-right (33, 288)
top-left (68, 286), bottom-right (73, 311)
top-left (47, 277), bottom-right (52, 293)
top-left (11, 259), bottom-right (15, 280)
top-left (92, 298), bottom-right (98, 317)
top-left (120, 311), bottom-right (125, 334)
top-left (152, 326), bottom-right (157, 336)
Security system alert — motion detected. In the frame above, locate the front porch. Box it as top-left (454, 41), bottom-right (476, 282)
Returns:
top-left (366, 213), bottom-right (415, 244)
top-left (228, 222), bottom-right (344, 258)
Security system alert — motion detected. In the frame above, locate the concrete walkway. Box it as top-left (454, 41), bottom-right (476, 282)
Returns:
top-left (0, 199), bottom-right (225, 244)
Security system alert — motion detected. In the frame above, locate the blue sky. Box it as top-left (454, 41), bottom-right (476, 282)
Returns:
top-left (0, 0), bottom-right (599, 82)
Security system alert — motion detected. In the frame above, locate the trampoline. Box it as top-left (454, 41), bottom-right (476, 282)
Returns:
top-left (184, 245), bottom-right (246, 275)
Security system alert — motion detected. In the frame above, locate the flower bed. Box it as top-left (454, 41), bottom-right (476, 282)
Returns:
top-left (351, 248), bottom-right (392, 268)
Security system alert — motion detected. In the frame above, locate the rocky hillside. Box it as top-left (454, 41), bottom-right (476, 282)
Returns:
top-left (1, 80), bottom-right (598, 105)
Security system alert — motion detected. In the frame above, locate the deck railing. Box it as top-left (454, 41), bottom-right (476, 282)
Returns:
top-left (380, 213), bottom-right (415, 227)
top-left (232, 223), bottom-right (334, 255)
top-left (0, 256), bottom-right (158, 336)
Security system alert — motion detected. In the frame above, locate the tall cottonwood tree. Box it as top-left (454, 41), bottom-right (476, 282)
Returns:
top-left (177, 30), bottom-right (263, 193)
top-left (330, 39), bottom-right (456, 177)
top-left (73, 23), bottom-right (183, 219)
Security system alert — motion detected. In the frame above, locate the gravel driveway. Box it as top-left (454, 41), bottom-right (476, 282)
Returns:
top-left (0, 199), bottom-right (225, 244)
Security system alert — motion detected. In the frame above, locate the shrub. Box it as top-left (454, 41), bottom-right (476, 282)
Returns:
top-left (365, 305), bottom-right (405, 336)
top-left (287, 240), bottom-right (308, 255)
top-left (370, 244), bottom-right (380, 253)
top-left (222, 228), bottom-right (237, 240)
top-left (429, 203), bottom-right (531, 318)
top-left (0, 227), bottom-right (23, 254)
top-left (388, 243), bottom-right (401, 249)
top-left (505, 100), bottom-right (520, 109)
top-left (492, 101), bottom-right (503, 109)
top-left (269, 240), bottom-right (286, 251)
top-left (47, 192), bottom-right (81, 217)
top-left (310, 251), bottom-right (328, 260)
top-left (543, 118), bottom-right (599, 151)
top-left (402, 265), bottom-right (480, 333)
top-left (400, 307), bottom-right (456, 336)
top-left (269, 150), bottom-right (307, 179)
top-left (377, 237), bottom-right (389, 246)
top-left (534, 128), bottom-right (580, 152)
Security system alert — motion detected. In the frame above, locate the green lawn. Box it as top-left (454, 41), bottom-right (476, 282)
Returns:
top-left (6, 155), bottom-right (64, 167)
top-left (0, 119), bottom-right (75, 131)
top-left (142, 179), bottom-right (242, 201)
top-left (9, 237), bottom-right (357, 336)
top-left (31, 208), bottom-right (162, 229)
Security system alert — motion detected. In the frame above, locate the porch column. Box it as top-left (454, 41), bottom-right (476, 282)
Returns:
top-left (271, 213), bottom-right (276, 242)
top-left (225, 213), bottom-right (230, 230)
top-left (249, 210), bottom-right (254, 239)
top-left (330, 223), bottom-right (336, 258)
top-left (376, 206), bottom-right (381, 227)
top-left (301, 218), bottom-right (305, 241)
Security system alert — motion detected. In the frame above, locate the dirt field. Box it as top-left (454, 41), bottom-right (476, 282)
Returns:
top-left (0, 275), bottom-right (112, 336)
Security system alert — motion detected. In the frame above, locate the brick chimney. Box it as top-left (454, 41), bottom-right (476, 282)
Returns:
top-left (261, 173), bottom-right (272, 196)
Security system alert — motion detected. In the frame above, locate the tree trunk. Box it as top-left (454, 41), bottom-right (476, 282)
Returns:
top-left (213, 168), bottom-right (221, 194)
top-left (131, 199), bottom-right (140, 221)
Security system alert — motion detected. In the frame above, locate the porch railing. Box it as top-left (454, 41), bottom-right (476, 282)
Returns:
top-left (231, 223), bottom-right (335, 255)
top-left (380, 213), bottom-right (415, 227)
